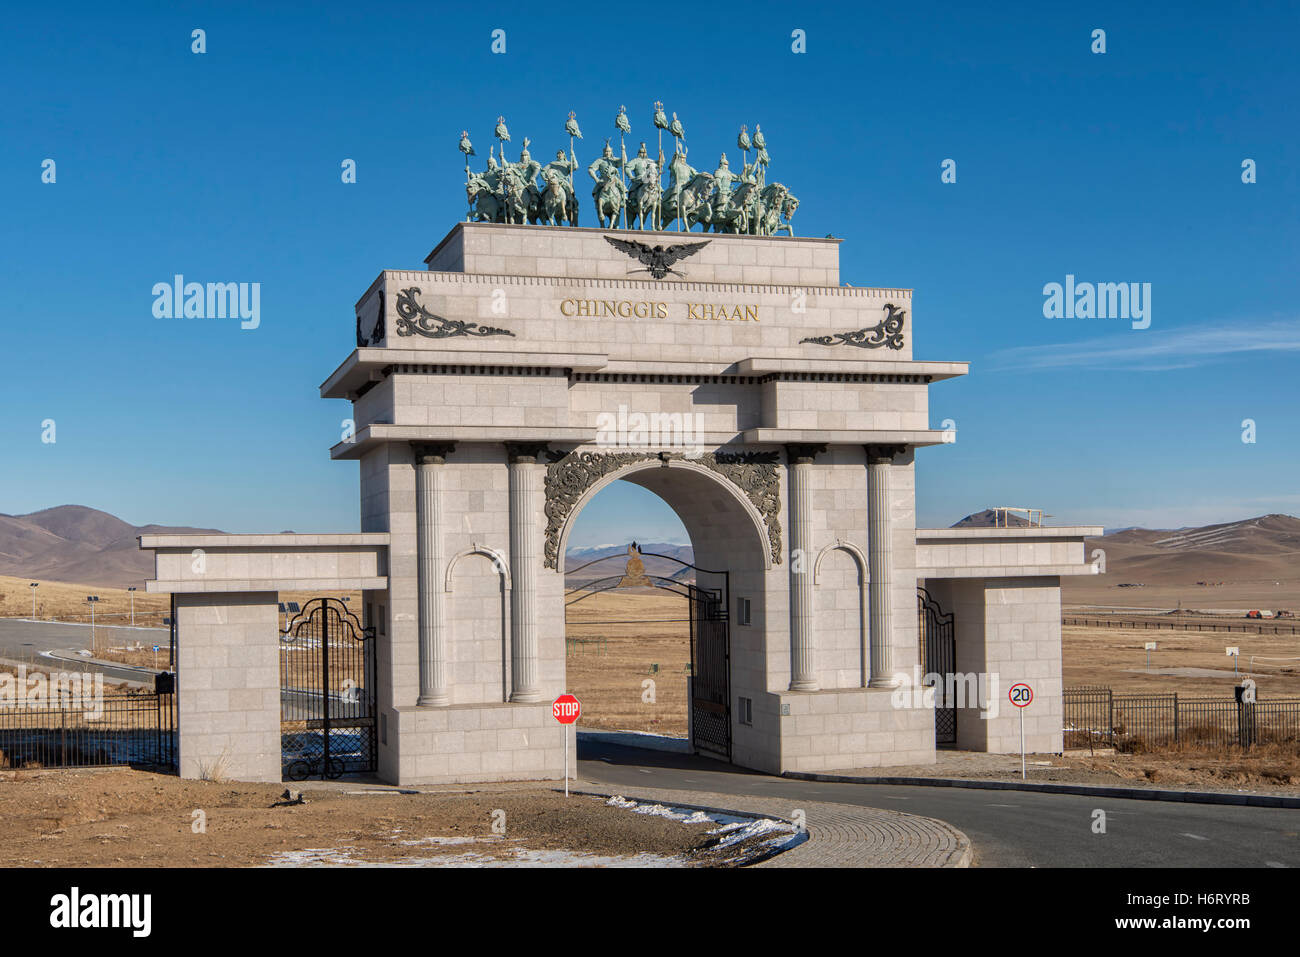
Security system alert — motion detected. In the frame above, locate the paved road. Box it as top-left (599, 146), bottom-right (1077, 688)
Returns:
top-left (578, 739), bottom-right (1300, 867)
top-left (0, 618), bottom-right (166, 684)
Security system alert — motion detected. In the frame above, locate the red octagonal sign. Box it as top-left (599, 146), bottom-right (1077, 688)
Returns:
top-left (553, 694), bottom-right (581, 724)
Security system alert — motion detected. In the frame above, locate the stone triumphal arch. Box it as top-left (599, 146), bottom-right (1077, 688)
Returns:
top-left (141, 220), bottom-right (1100, 785)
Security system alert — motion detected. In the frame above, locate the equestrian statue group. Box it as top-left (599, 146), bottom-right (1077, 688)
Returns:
top-left (459, 104), bottom-right (799, 235)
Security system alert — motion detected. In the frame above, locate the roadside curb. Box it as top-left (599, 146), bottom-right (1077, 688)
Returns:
top-left (574, 782), bottom-right (972, 868)
top-left (781, 770), bottom-right (1300, 809)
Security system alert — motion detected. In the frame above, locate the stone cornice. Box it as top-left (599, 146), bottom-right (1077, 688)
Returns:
top-left (374, 268), bottom-right (912, 300)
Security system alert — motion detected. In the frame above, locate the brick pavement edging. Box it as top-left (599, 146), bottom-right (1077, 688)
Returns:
top-left (573, 783), bottom-right (972, 868)
top-left (781, 771), bottom-right (1300, 809)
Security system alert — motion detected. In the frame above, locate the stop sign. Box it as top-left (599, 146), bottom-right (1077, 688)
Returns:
top-left (553, 694), bottom-right (581, 724)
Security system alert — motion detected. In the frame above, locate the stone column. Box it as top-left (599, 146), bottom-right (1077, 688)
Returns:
top-left (414, 443), bottom-right (454, 707)
top-left (786, 444), bottom-right (826, 692)
top-left (866, 445), bottom-right (904, 688)
top-left (507, 443), bottom-right (548, 703)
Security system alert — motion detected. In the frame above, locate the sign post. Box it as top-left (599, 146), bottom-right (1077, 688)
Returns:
top-left (1226, 646), bottom-right (1240, 677)
top-left (1008, 683), bottom-right (1033, 780)
top-left (552, 694), bottom-right (581, 797)
top-left (1144, 641), bottom-right (1157, 671)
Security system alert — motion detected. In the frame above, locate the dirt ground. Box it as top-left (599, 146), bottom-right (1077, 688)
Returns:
top-left (0, 767), bottom-right (777, 867)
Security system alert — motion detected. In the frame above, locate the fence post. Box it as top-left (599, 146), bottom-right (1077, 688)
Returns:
top-left (1107, 688), bottom-right (1114, 748)
top-left (1173, 692), bottom-right (1178, 744)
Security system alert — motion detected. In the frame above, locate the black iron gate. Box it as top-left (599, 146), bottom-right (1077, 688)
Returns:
top-left (280, 597), bottom-right (376, 780)
top-left (688, 583), bottom-right (731, 760)
top-left (918, 588), bottom-right (957, 745)
top-left (565, 543), bottom-right (731, 760)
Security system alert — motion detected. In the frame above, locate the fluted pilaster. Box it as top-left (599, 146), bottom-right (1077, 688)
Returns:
top-left (414, 443), bottom-right (455, 706)
top-left (866, 445), bottom-right (904, 688)
top-left (786, 443), bottom-right (826, 692)
top-left (507, 442), bottom-right (548, 703)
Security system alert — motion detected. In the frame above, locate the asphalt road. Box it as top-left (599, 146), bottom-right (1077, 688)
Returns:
top-left (0, 618), bottom-right (166, 685)
top-left (577, 738), bottom-right (1300, 867)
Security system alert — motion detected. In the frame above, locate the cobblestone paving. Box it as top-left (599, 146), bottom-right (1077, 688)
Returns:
top-left (575, 782), bottom-right (972, 868)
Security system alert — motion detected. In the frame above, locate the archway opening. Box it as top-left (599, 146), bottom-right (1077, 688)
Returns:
top-left (564, 481), bottom-right (694, 741)
top-left (557, 460), bottom-right (771, 761)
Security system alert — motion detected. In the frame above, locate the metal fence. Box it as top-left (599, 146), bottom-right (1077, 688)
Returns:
top-left (1063, 615), bottom-right (1300, 636)
top-left (0, 687), bottom-right (176, 770)
top-left (1063, 685), bottom-right (1300, 750)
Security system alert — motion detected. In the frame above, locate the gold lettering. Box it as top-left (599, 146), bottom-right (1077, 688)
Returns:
top-left (576, 299), bottom-right (591, 317)
top-left (744, 304), bottom-right (758, 322)
top-left (560, 299), bottom-right (575, 317)
top-left (656, 302), bottom-right (668, 319)
top-left (618, 300), bottom-right (632, 318)
top-left (634, 301), bottom-right (648, 318)
top-left (687, 303), bottom-right (701, 320)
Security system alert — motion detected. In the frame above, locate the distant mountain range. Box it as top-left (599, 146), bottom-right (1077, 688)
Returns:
top-left (564, 542), bottom-right (696, 588)
top-left (8, 505), bottom-right (1298, 600)
top-left (0, 506), bottom-right (222, 588)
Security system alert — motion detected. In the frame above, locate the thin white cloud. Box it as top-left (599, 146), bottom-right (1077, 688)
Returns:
top-left (990, 318), bottom-right (1300, 371)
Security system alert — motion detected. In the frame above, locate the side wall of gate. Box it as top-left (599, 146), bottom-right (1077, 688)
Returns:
top-left (173, 591), bottom-right (281, 782)
top-left (141, 533), bottom-right (390, 783)
top-left (922, 575), bottom-right (1064, 754)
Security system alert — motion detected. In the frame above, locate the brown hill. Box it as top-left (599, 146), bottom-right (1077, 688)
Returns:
top-left (1065, 514), bottom-right (1300, 609)
top-left (0, 505), bottom-right (223, 589)
top-left (952, 508), bottom-right (1032, 528)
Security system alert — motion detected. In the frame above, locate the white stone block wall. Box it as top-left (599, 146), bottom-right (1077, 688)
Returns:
top-left (174, 592), bottom-right (281, 783)
top-left (922, 576), bottom-right (1063, 754)
top-left (776, 689), bottom-right (935, 772)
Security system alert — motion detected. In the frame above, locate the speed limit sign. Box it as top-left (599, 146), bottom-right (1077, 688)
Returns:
top-left (1008, 683), bottom-right (1032, 779)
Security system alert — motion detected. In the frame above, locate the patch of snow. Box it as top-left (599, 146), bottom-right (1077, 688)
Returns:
top-left (263, 843), bottom-right (688, 868)
top-left (605, 795), bottom-right (804, 862)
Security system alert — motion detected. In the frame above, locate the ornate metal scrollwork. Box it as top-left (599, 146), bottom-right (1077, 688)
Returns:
top-left (799, 303), bottom-right (906, 350)
top-left (393, 287), bottom-right (516, 340)
top-left (542, 449), bottom-right (783, 569)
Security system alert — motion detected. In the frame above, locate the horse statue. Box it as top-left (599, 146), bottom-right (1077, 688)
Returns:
top-left (706, 180), bottom-right (759, 233)
top-left (661, 171), bottom-right (715, 231)
top-left (498, 167), bottom-right (532, 225)
top-left (753, 183), bottom-right (791, 236)
top-left (466, 173), bottom-right (502, 223)
top-left (538, 169), bottom-right (569, 226)
top-left (626, 167), bottom-right (663, 230)
top-left (592, 174), bottom-right (626, 228)
top-left (774, 190), bottom-right (799, 236)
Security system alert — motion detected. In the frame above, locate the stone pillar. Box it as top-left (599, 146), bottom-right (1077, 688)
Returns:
top-left (866, 445), bottom-right (904, 688)
top-left (786, 444), bottom-right (826, 692)
top-left (414, 443), bottom-right (454, 707)
top-left (507, 443), bottom-right (548, 703)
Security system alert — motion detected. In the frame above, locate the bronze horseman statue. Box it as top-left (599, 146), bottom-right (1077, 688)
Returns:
top-left (459, 107), bottom-right (798, 235)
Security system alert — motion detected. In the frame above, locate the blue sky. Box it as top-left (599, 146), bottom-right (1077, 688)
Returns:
top-left (1, 2), bottom-right (1296, 547)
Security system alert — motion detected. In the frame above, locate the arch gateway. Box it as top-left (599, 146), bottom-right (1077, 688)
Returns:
top-left (140, 221), bottom-right (1100, 784)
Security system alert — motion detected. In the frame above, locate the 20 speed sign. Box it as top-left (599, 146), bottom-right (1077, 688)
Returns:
top-left (1008, 683), bottom-right (1033, 708)
top-left (552, 694), bottom-right (581, 724)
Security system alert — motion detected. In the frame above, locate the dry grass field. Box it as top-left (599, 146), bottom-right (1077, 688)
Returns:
top-left (1062, 622), bottom-right (1300, 696)
top-left (565, 590), bottom-right (692, 737)
top-left (563, 594), bottom-right (1300, 741)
